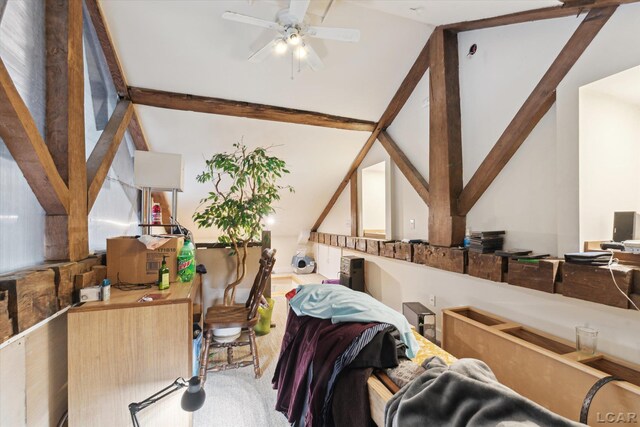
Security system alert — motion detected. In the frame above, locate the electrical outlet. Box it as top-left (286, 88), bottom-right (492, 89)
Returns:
top-left (428, 295), bottom-right (436, 306)
top-left (409, 219), bottom-right (415, 230)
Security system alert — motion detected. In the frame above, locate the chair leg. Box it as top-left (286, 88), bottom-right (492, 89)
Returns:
top-left (248, 329), bottom-right (260, 379)
top-left (199, 329), bottom-right (213, 384)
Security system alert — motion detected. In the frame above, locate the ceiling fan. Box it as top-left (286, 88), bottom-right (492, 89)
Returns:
top-left (222, 0), bottom-right (360, 71)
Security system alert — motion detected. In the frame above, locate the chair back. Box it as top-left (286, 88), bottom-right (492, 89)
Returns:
top-left (246, 248), bottom-right (277, 320)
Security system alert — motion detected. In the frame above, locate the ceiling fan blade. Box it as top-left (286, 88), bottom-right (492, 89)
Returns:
top-left (301, 42), bottom-right (324, 71)
top-left (248, 39), bottom-right (279, 63)
top-left (288, 0), bottom-right (310, 23)
top-left (306, 26), bottom-right (360, 43)
top-left (222, 11), bottom-right (282, 31)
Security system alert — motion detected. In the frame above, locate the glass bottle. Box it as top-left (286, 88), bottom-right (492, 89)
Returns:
top-left (158, 255), bottom-right (170, 290)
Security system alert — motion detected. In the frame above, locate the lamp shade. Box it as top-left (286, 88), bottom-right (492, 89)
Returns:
top-left (134, 151), bottom-right (184, 191)
top-left (181, 377), bottom-right (206, 412)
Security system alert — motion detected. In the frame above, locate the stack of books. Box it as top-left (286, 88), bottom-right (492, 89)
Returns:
top-left (469, 230), bottom-right (505, 253)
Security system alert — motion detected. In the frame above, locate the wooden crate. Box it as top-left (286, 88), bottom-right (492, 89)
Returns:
top-left (355, 238), bottom-right (367, 252)
top-left (309, 232), bottom-right (318, 242)
top-left (394, 242), bottom-right (412, 262)
top-left (92, 265), bottom-right (107, 284)
top-left (337, 235), bottom-right (346, 248)
top-left (39, 262), bottom-right (76, 309)
top-left (562, 263), bottom-right (636, 309)
top-left (468, 252), bottom-right (506, 282)
top-left (330, 234), bottom-right (338, 246)
top-left (74, 271), bottom-right (97, 290)
top-left (345, 237), bottom-right (357, 250)
top-left (366, 239), bottom-right (380, 256)
top-left (0, 290), bottom-right (13, 342)
top-left (424, 246), bottom-right (467, 274)
top-left (507, 259), bottom-right (562, 293)
top-left (412, 243), bottom-right (427, 264)
top-left (0, 269), bottom-right (58, 333)
top-left (380, 242), bottom-right (395, 258)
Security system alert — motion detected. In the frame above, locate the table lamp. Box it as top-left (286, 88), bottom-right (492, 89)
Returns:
top-left (129, 376), bottom-right (205, 426)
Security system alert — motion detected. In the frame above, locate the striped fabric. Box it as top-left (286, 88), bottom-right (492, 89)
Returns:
top-left (321, 323), bottom-right (391, 424)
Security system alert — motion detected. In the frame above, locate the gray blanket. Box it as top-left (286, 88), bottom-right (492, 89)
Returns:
top-left (385, 356), bottom-right (585, 427)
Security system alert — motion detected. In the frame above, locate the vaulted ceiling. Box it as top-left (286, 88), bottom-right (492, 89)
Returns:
top-left (99, 0), bottom-right (561, 239)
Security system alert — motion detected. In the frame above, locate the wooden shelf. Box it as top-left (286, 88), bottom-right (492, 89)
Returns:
top-left (311, 233), bottom-right (640, 311)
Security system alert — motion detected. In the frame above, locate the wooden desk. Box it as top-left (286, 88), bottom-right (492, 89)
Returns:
top-left (68, 275), bottom-right (202, 427)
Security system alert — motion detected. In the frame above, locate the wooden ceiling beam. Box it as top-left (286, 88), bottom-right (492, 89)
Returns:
top-left (378, 131), bottom-right (430, 206)
top-left (457, 6), bottom-right (617, 216)
top-left (428, 28), bottom-right (464, 247)
top-left (442, 0), bottom-right (633, 32)
top-left (87, 101), bottom-right (134, 211)
top-left (0, 57), bottom-right (70, 215)
top-left (128, 87), bottom-right (377, 132)
top-left (85, 0), bottom-right (128, 97)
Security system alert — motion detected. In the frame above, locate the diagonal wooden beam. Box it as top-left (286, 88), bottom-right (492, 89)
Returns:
top-left (128, 87), bottom-right (377, 132)
top-left (457, 7), bottom-right (617, 216)
top-left (311, 32), bottom-right (435, 231)
top-left (442, 0), bottom-right (633, 32)
top-left (84, 0), bottom-right (173, 225)
top-left (0, 57), bottom-right (70, 215)
top-left (378, 131), bottom-right (430, 207)
top-left (378, 34), bottom-right (433, 128)
top-left (311, 128), bottom-right (381, 231)
top-left (87, 100), bottom-right (134, 211)
top-left (428, 28), bottom-right (464, 247)
top-left (85, 0), bottom-right (128, 97)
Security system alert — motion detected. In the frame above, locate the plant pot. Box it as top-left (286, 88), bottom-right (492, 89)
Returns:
top-left (254, 298), bottom-right (275, 336)
top-left (213, 326), bottom-right (242, 343)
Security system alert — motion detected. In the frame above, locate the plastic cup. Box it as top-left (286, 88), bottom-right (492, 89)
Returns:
top-left (576, 326), bottom-right (598, 356)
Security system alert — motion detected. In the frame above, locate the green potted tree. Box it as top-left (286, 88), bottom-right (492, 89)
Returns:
top-left (193, 142), bottom-right (292, 309)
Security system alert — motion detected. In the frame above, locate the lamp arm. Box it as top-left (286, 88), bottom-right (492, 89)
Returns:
top-left (129, 378), bottom-right (188, 426)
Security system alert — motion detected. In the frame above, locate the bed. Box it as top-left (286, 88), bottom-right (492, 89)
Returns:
top-left (367, 330), bottom-right (456, 426)
top-left (276, 285), bottom-right (582, 427)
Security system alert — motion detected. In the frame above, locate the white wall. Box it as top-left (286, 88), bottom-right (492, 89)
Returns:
top-left (579, 91), bottom-right (640, 242)
top-left (317, 181), bottom-right (352, 236)
top-left (318, 4), bottom-right (640, 364)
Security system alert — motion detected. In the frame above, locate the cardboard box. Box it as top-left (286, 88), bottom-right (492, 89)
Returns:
top-left (107, 236), bottom-right (184, 285)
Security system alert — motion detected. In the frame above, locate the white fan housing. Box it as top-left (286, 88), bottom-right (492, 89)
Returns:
top-left (222, 0), bottom-right (360, 71)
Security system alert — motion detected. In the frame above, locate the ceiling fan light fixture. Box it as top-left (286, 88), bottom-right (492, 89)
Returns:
top-left (274, 39), bottom-right (288, 55)
top-left (296, 46), bottom-right (307, 59)
top-left (288, 32), bottom-right (301, 45)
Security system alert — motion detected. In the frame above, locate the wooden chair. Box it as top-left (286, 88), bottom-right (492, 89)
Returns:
top-left (199, 248), bottom-right (276, 379)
